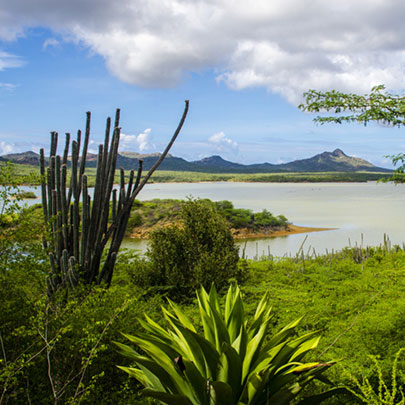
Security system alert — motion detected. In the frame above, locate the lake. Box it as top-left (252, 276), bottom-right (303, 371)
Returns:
top-left (21, 182), bottom-right (405, 258)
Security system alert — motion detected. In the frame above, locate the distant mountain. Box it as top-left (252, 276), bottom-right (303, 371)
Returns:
top-left (278, 148), bottom-right (388, 172)
top-left (0, 151), bottom-right (41, 166)
top-left (0, 148), bottom-right (391, 173)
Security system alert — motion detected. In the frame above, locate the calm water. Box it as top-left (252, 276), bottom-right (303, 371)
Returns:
top-left (22, 182), bottom-right (405, 258)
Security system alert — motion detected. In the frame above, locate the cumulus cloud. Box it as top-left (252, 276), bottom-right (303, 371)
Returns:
top-left (2, 1), bottom-right (405, 100)
top-left (120, 128), bottom-right (155, 152)
top-left (208, 131), bottom-right (239, 156)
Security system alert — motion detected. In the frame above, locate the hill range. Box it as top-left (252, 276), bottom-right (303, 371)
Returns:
top-left (0, 148), bottom-right (391, 174)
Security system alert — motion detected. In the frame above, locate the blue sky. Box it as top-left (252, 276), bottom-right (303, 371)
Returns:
top-left (1, 1), bottom-right (405, 168)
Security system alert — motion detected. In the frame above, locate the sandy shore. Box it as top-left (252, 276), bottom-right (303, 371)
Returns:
top-left (128, 224), bottom-right (336, 240)
top-left (231, 224), bottom-right (336, 239)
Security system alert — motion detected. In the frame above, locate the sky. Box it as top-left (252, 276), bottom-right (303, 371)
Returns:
top-left (1, 1), bottom-right (405, 168)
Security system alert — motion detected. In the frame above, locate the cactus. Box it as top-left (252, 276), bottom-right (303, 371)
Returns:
top-left (41, 102), bottom-right (189, 295)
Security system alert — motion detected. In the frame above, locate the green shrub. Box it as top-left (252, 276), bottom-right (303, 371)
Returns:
top-left (343, 349), bottom-right (405, 404)
top-left (135, 199), bottom-right (242, 296)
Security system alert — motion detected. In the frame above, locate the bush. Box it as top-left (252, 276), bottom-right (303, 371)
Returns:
top-left (253, 209), bottom-right (288, 229)
top-left (135, 199), bottom-right (243, 296)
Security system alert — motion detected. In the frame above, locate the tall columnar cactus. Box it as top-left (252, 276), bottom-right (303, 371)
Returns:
top-left (41, 101), bottom-right (189, 295)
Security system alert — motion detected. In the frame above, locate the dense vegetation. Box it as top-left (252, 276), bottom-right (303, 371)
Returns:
top-left (0, 161), bottom-right (391, 186)
top-left (126, 198), bottom-right (289, 236)
top-left (2, 190), bottom-right (405, 403)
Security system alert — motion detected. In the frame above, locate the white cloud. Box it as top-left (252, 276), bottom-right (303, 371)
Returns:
top-left (120, 128), bottom-right (155, 152)
top-left (0, 82), bottom-right (17, 91)
top-left (2, 1), bottom-right (405, 100)
top-left (208, 131), bottom-right (239, 156)
top-left (42, 38), bottom-right (60, 50)
top-left (0, 141), bottom-right (15, 155)
top-left (0, 51), bottom-right (23, 71)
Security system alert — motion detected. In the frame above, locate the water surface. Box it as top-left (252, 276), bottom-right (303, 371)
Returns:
top-left (121, 181), bottom-right (405, 258)
top-left (22, 182), bottom-right (405, 258)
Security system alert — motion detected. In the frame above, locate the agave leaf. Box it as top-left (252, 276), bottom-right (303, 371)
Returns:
top-left (242, 318), bottom-right (272, 382)
top-left (167, 298), bottom-right (197, 333)
top-left (120, 333), bottom-right (177, 367)
top-left (217, 342), bottom-right (242, 402)
top-left (253, 290), bottom-right (271, 320)
top-left (231, 322), bottom-right (248, 359)
top-left (289, 336), bottom-right (321, 362)
top-left (167, 316), bottom-right (219, 378)
top-left (224, 284), bottom-right (237, 324)
top-left (265, 316), bottom-right (303, 349)
top-left (296, 387), bottom-right (348, 404)
top-left (197, 288), bottom-right (230, 352)
top-left (119, 352), bottom-right (179, 394)
top-left (246, 372), bottom-right (264, 404)
top-left (208, 284), bottom-right (221, 313)
top-left (182, 359), bottom-right (210, 405)
top-left (114, 340), bottom-right (142, 361)
top-left (117, 366), bottom-right (151, 388)
top-left (162, 307), bottom-right (201, 360)
top-left (197, 288), bottom-right (216, 344)
top-left (269, 362), bottom-right (335, 401)
top-left (124, 331), bottom-right (180, 362)
top-left (142, 388), bottom-right (194, 405)
top-left (210, 381), bottom-right (233, 405)
top-left (264, 331), bottom-right (320, 376)
top-left (249, 340), bottom-right (288, 378)
top-left (120, 335), bottom-right (199, 397)
top-left (225, 287), bottom-right (245, 344)
top-left (248, 291), bottom-right (272, 338)
top-left (141, 314), bottom-right (175, 341)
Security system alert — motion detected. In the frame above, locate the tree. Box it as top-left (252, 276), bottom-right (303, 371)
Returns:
top-left (135, 199), bottom-right (242, 296)
top-left (299, 85), bottom-right (405, 182)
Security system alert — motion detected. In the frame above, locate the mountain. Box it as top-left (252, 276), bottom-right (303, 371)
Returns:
top-left (0, 148), bottom-right (391, 173)
top-left (278, 148), bottom-right (387, 172)
top-left (0, 151), bottom-right (41, 166)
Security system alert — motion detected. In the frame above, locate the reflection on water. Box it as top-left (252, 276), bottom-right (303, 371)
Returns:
top-left (22, 182), bottom-right (405, 258)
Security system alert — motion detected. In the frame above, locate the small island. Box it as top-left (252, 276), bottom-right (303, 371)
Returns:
top-left (125, 198), bottom-right (334, 239)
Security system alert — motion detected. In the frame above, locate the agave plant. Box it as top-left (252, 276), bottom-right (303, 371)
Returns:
top-left (117, 284), bottom-right (339, 404)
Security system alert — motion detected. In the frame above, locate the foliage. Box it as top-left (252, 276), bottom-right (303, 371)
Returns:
top-left (126, 198), bottom-right (289, 236)
top-left (0, 161), bottom-right (25, 224)
top-left (243, 246), bottom-right (405, 403)
top-left (299, 85), bottom-right (405, 126)
top-left (17, 190), bottom-right (37, 199)
top-left (0, 254), bottom-right (164, 404)
top-left (343, 349), bottom-right (405, 404)
top-left (133, 199), bottom-right (242, 296)
top-left (0, 161), bottom-right (43, 256)
top-left (117, 284), bottom-right (337, 405)
top-left (4, 227), bottom-right (405, 403)
top-left (299, 85), bottom-right (404, 182)
top-left (252, 209), bottom-right (288, 229)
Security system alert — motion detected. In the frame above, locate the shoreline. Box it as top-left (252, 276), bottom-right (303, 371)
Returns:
top-left (231, 224), bottom-right (336, 239)
top-left (128, 224), bottom-right (336, 240)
